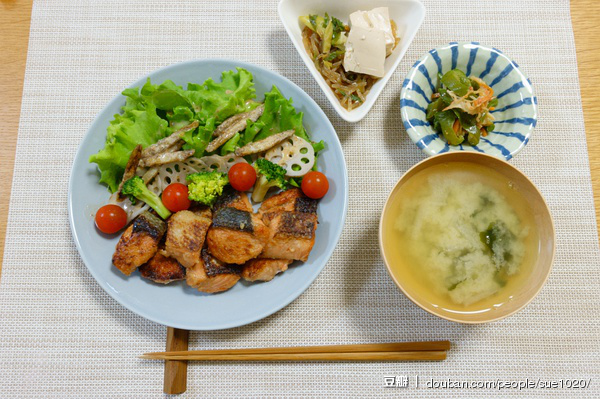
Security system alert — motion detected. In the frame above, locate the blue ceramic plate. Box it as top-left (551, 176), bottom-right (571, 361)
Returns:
top-left (401, 42), bottom-right (537, 160)
top-left (68, 60), bottom-right (349, 330)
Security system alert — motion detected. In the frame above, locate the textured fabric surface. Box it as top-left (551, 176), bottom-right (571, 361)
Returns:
top-left (1, 0), bottom-right (599, 397)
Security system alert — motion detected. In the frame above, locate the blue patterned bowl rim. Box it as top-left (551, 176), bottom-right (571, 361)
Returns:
top-left (400, 42), bottom-right (537, 160)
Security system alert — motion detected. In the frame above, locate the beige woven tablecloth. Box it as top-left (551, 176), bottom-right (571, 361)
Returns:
top-left (1, 0), bottom-right (599, 397)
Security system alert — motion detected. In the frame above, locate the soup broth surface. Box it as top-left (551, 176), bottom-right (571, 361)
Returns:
top-left (383, 162), bottom-right (540, 314)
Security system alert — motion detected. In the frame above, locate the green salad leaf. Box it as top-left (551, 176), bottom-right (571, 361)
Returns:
top-left (178, 68), bottom-right (258, 155)
top-left (90, 68), bottom-right (325, 194)
top-left (167, 105), bottom-right (195, 130)
top-left (242, 85), bottom-right (326, 169)
top-left (89, 103), bottom-right (169, 192)
top-left (185, 68), bottom-right (256, 124)
top-left (120, 87), bottom-right (147, 113)
top-left (149, 80), bottom-right (193, 110)
top-left (90, 68), bottom-right (257, 192)
top-left (181, 117), bottom-right (216, 156)
top-left (220, 133), bottom-right (241, 155)
top-left (241, 86), bottom-right (308, 145)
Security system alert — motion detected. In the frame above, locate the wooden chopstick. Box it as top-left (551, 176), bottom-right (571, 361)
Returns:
top-left (146, 340), bottom-right (450, 356)
top-left (144, 350), bottom-right (447, 362)
top-left (142, 341), bottom-right (450, 362)
top-left (163, 328), bottom-right (189, 395)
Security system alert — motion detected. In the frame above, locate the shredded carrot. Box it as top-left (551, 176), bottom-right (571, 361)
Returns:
top-left (453, 119), bottom-right (461, 133)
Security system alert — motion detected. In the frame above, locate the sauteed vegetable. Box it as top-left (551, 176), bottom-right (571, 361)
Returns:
top-left (426, 69), bottom-right (498, 146)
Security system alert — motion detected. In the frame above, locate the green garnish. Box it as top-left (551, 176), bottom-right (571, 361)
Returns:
top-left (426, 69), bottom-right (497, 146)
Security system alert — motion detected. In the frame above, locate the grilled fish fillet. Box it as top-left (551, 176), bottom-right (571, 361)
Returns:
top-left (260, 211), bottom-right (317, 261)
top-left (258, 188), bottom-right (318, 222)
top-left (112, 211), bottom-right (167, 276)
top-left (186, 249), bottom-right (241, 293)
top-left (241, 258), bottom-right (292, 282)
top-left (213, 186), bottom-right (252, 212)
top-left (139, 251), bottom-right (186, 284)
top-left (165, 207), bottom-right (212, 268)
top-left (206, 207), bottom-right (269, 264)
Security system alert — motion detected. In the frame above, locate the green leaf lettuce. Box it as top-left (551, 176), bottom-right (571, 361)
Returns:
top-left (89, 68), bottom-right (257, 193)
top-left (89, 99), bottom-right (169, 193)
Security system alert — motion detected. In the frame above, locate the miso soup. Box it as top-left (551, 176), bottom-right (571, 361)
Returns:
top-left (382, 162), bottom-right (540, 314)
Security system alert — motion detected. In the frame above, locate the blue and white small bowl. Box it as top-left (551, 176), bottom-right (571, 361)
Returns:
top-left (400, 42), bottom-right (537, 160)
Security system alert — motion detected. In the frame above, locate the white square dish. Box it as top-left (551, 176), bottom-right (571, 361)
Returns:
top-left (278, 0), bottom-right (426, 122)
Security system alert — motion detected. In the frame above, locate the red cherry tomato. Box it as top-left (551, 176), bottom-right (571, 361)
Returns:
top-left (301, 171), bottom-right (329, 199)
top-left (228, 162), bottom-right (257, 191)
top-left (162, 183), bottom-right (191, 212)
top-left (95, 204), bottom-right (127, 234)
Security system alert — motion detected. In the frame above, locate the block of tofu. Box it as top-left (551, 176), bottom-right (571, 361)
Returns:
top-left (186, 249), bottom-right (240, 294)
top-left (349, 7), bottom-right (395, 55)
top-left (139, 251), bottom-right (186, 284)
top-left (165, 207), bottom-right (212, 268)
top-left (112, 211), bottom-right (167, 276)
top-left (261, 211), bottom-right (318, 262)
top-left (343, 25), bottom-right (386, 78)
top-left (207, 207), bottom-right (270, 265)
top-left (241, 258), bottom-right (292, 282)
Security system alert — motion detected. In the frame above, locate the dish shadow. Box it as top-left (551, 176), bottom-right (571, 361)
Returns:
top-left (76, 258), bottom-right (167, 340)
top-left (339, 219), bottom-right (472, 343)
top-left (381, 88), bottom-right (425, 170)
top-left (87, 167), bottom-right (101, 180)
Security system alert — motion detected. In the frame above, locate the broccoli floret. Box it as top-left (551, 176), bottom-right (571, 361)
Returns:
top-left (186, 171), bottom-right (229, 206)
top-left (251, 159), bottom-right (288, 202)
top-left (121, 176), bottom-right (172, 219)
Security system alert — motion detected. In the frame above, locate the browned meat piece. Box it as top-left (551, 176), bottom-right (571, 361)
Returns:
top-left (139, 251), bottom-right (186, 284)
top-left (165, 207), bottom-right (212, 268)
top-left (260, 211), bottom-right (317, 261)
top-left (112, 212), bottom-right (167, 276)
top-left (186, 249), bottom-right (241, 293)
top-left (206, 207), bottom-right (269, 264)
top-left (207, 226), bottom-right (264, 265)
top-left (258, 188), bottom-right (318, 223)
top-left (192, 206), bottom-right (213, 219)
top-left (241, 258), bottom-right (292, 282)
top-left (213, 186), bottom-right (252, 212)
